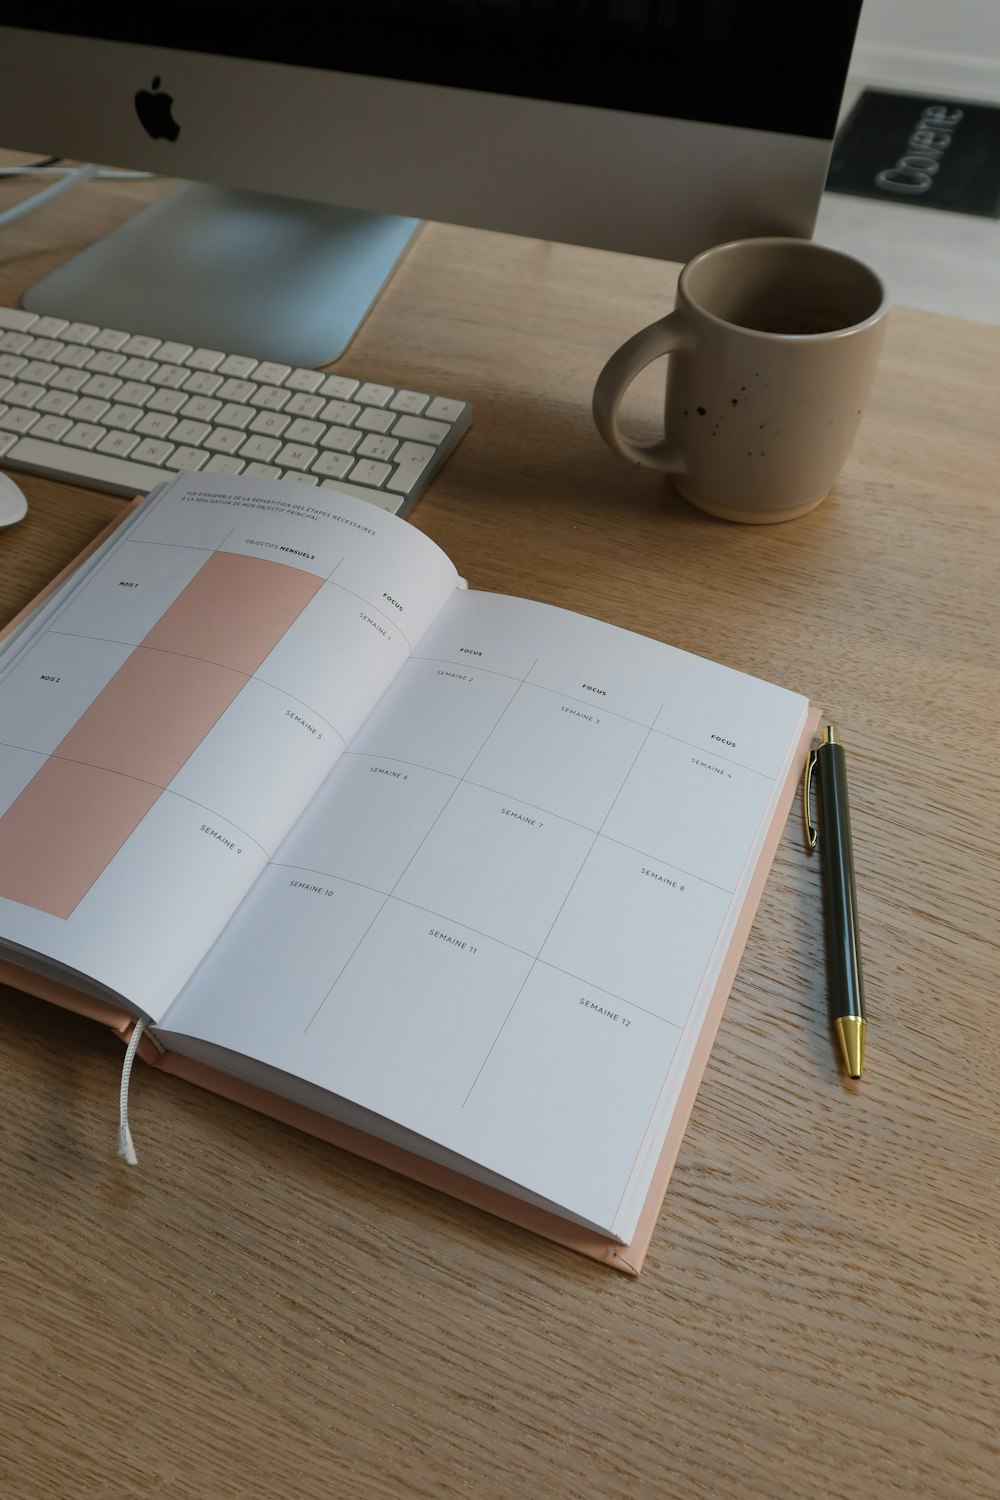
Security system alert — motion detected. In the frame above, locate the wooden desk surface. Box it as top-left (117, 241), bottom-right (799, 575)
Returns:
top-left (1, 164), bottom-right (997, 1500)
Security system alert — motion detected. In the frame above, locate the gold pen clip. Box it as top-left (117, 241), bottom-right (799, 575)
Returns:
top-left (803, 747), bottom-right (818, 850)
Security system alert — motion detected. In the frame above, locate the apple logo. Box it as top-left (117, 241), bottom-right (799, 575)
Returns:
top-left (134, 76), bottom-right (181, 142)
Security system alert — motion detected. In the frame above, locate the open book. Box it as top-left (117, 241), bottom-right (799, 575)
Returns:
top-left (0, 474), bottom-right (816, 1269)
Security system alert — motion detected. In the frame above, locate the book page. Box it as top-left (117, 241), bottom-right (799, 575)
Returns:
top-left (164, 589), bottom-right (808, 1238)
top-left (0, 474), bottom-right (458, 1020)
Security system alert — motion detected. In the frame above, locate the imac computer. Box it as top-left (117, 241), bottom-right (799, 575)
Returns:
top-left (0, 6), bottom-right (863, 368)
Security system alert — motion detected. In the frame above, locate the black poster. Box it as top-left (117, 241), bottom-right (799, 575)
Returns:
top-left (826, 89), bottom-right (1000, 218)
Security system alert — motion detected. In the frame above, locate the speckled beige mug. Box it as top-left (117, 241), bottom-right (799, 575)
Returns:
top-left (593, 238), bottom-right (889, 522)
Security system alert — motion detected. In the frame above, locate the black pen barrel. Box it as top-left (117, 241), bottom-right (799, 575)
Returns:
top-left (818, 743), bottom-right (866, 1024)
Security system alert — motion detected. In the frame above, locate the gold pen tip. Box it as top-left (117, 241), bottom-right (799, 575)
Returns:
top-left (835, 1016), bottom-right (866, 1079)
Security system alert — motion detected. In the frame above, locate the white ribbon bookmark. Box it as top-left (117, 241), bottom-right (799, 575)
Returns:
top-left (117, 1019), bottom-right (146, 1166)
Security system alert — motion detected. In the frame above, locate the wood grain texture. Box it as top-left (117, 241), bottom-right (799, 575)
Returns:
top-left (1, 156), bottom-right (997, 1500)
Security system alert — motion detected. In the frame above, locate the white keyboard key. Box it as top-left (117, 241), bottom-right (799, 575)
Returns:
top-left (20, 360), bottom-right (58, 385)
top-left (205, 426), bottom-right (244, 455)
top-left (319, 374), bottom-right (358, 399)
top-left (186, 347), bottom-right (226, 371)
top-left (275, 442), bottom-right (318, 471)
top-left (248, 410), bottom-right (290, 438)
top-left (121, 334), bottom-right (161, 358)
top-left (387, 440), bottom-right (435, 494)
top-left (216, 402), bottom-right (254, 429)
top-left (0, 331), bottom-right (32, 355)
top-left (285, 367), bottom-right (324, 393)
top-left (356, 381), bottom-right (393, 407)
top-left (149, 364), bottom-right (189, 389)
top-left (118, 357), bottom-right (157, 382)
top-left (7, 381), bottom-right (44, 407)
top-left (0, 378), bottom-right (10, 401)
top-left (203, 453), bottom-right (245, 474)
top-left (27, 315), bottom-right (67, 339)
top-left (244, 461), bottom-right (281, 478)
top-left (311, 451), bottom-right (354, 480)
top-left (90, 327), bottom-right (129, 351)
top-left (97, 429), bottom-right (141, 458)
top-left (36, 389), bottom-right (77, 416)
top-left (104, 404), bottom-right (143, 432)
top-left (319, 424), bottom-right (361, 453)
top-left (391, 414), bottom-right (452, 445)
top-left (389, 389), bottom-right (429, 415)
top-left (250, 384), bottom-right (289, 412)
top-left (0, 354), bottom-right (26, 379)
top-left (156, 340), bottom-right (194, 365)
top-left (8, 434), bottom-right (170, 493)
top-left (183, 369), bottom-right (224, 396)
top-left (218, 354), bottom-right (258, 378)
top-left (62, 322), bottom-right (100, 344)
top-left (148, 388), bottom-right (188, 414)
top-left (53, 344), bottom-right (94, 369)
top-left (117, 381), bottom-right (155, 407)
top-left (285, 391), bottom-right (325, 419)
top-left (285, 418), bottom-right (325, 445)
top-left (80, 374), bottom-right (122, 400)
top-left (394, 439), bottom-right (435, 465)
top-left (180, 395), bottom-right (222, 423)
top-left (85, 349), bottom-right (126, 375)
top-left (0, 406), bottom-right (38, 433)
top-left (280, 469), bottom-right (318, 486)
top-left (355, 407), bottom-right (395, 434)
top-left (0, 308), bottom-right (37, 330)
top-left (350, 458), bottom-right (391, 488)
top-left (172, 419), bottom-right (212, 446)
top-left (321, 399), bottom-right (360, 426)
top-left (64, 421), bottom-right (105, 448)
top-left (0, 431), bottom-right (17, 456)
top-left (67, 396), bottom-right (110, 423)
top-left (24, 337), bottom-right (64, 360)
top-left (254, 360), bottom-right (291, 385)
top-left (136, 411), bottom-right (177, 439)
top-left (168, 444), bottom-right (209, 471)
top-left (216, 377), bottom-right (257, 403)
top-left (131, 437), bottom-right (175, 466)
top-left (50, 367), bottom-right (89, 392)
top-left (28, 316), bottom-right (67, 337)
top-left (239, 433), bottom-right (282, 462)
top-left (29, 414), bottom-right (72, 442)
top-left (357, 433), bottom-right (398, 462)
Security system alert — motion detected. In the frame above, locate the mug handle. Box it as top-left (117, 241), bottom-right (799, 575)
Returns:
top-left (592, 310), bottom-right (695, 472)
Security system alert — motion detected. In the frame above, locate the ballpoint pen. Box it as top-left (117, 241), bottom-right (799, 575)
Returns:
top-left (803, 725), bottom-right (867, 1079)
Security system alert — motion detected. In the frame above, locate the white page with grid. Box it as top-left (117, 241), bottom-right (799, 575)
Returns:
top-left (163, 589), bottom-right (809, 1240)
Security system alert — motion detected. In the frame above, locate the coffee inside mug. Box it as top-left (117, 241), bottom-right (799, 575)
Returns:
top-left (684, 240), bottom-right (886, 337)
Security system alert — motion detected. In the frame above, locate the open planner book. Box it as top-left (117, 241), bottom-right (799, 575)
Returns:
top-left (0, 474), bottom-right (817, 1272)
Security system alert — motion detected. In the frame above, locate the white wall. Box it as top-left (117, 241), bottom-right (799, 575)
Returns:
top-left (851, 0), bottom-right (1000, 102)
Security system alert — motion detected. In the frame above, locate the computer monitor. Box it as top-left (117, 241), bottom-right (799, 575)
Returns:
top-left (0, 5), bottom-right (862, 366)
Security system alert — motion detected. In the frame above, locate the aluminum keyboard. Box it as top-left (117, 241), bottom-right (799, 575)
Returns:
top-left (0, 308), bottom-right (471, 515)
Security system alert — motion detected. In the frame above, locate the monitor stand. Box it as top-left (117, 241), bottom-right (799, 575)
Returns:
top-left (22, 181), bottom-right (421, 368)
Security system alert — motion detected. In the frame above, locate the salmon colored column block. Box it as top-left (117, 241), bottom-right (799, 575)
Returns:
top-left (56, 648), bottom-right (248, 788)
top-left (0, 760), bottom-right (160, 918)
top-left (142, 551), bottom-right (324, 674)
top-left (0, 550), bottom-right (323, 917)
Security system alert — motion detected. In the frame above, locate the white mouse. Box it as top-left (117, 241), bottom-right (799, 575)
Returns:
top-left (0, 470), bottom-right (28, 527)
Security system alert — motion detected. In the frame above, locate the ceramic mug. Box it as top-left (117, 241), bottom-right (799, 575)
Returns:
top-left (593, 237), bottom-right (889, 522)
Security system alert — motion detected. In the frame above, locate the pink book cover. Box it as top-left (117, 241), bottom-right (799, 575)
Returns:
top-left (0, 503), bottom-right (820, 1274)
